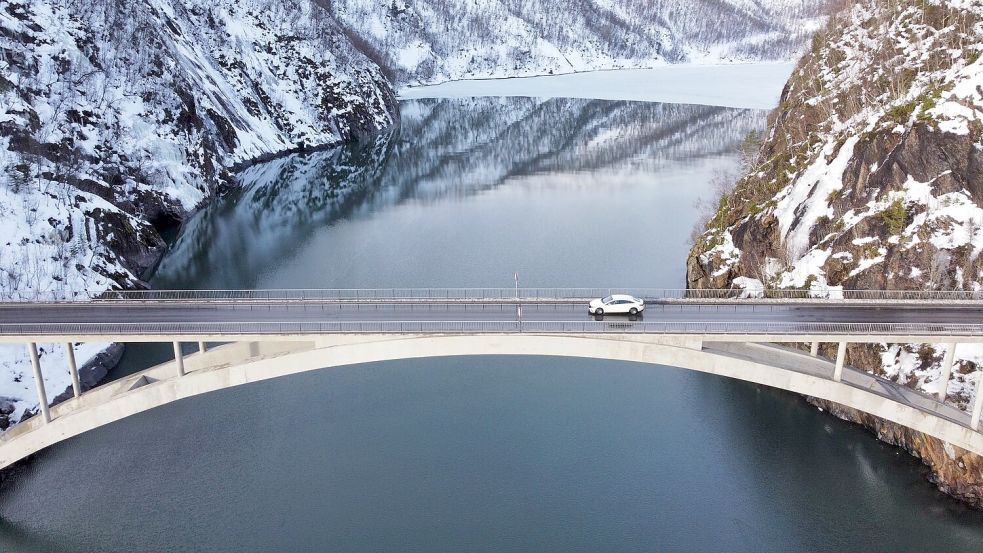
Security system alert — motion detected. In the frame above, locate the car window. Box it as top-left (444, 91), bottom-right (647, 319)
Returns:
top-left (602, 296), bottom-right (614, 304)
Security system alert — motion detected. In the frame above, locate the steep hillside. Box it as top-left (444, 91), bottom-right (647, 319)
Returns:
top-left (0, 0), bottom-right (398, 424)
top-left (1, 0), bottom-right (397, 296)
top-left (687, 0), bottom-right (983, 506)
top-left (327, 0), bottom-right (829, 85)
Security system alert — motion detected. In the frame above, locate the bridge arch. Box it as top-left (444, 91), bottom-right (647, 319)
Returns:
top-left (2, 333), bottom-right (982, 468)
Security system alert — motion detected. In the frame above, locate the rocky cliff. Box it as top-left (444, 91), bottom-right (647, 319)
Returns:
top-left (0, 0), bottom-right (398, 296)
top-left (687, 0), bottom-right (983, 506)
top-left (0, 0), bottom-right (398, 424)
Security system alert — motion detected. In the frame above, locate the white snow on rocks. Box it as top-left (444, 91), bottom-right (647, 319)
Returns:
top-left (0, 0), bottom-right (397, 429)
top-left (706, 0), bottom-right (983, 407)
top-left (774, 136), bottom-right (858, 260)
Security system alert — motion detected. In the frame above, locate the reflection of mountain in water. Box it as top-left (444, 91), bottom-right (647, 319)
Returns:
top-left (153, 98), bottom-right (766, 289)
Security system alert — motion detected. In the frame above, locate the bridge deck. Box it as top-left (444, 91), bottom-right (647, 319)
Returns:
top-left (2, 300), bottom-right (983, 338)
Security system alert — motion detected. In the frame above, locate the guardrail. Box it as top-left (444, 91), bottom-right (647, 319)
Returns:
top-left (2, 321), bottom-right (983, 336)
top-left (4, 287), bottom-right (983, 303)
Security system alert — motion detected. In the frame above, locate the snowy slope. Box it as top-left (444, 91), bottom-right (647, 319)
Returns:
top-left (0, 0), bottom-right (397, 294)
top-left (687, 0), bottom-right (983, 506)
top-left (0, 0), bottom-right (398, 425)
top-left (689, 0), bottom-right (983, 396)
top-left (328, 0), bottom-right (829, 85)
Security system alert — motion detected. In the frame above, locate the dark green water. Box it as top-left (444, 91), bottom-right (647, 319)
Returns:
top-left (1, 98), bottom-right (981, 551)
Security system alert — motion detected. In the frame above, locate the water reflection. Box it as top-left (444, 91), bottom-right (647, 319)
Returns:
top-left (154, 98), bottom-right (764, 289)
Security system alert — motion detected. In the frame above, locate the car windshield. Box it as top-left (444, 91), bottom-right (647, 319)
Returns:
top-left (602, 296), bottom-right (614, 304)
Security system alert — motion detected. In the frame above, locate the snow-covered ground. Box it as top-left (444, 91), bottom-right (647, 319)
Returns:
top-left (0, 342), bottom-right (109, 424)
top-left (399, 63), bottom-right (797, 110)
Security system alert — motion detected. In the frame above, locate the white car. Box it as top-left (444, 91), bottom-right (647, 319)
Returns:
top-left (588, 294), bottom-right (645, 316)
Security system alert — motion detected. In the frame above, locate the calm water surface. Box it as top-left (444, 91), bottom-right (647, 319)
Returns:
top-left (1, 97), bottom-right (982, 551)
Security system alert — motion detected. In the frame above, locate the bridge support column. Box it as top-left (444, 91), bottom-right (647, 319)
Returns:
top-left (972, 376), bottom-right (983, 430)
top-left (938, 343), bottom-right (956, 403)
top-left (64, 343), bottom-right (81, 398)
top-left (198, 341), bottom-right (206, 355)
top-left (27, 343), bottom-right (51, 423)
top-left (173, 342), bottom-right (185, 377)
top-left (810, 342), bottom-right (819, 357)
top-left (833, 342), bottom-right (847, 382)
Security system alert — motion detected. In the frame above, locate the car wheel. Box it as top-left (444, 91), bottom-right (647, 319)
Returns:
top-left (629, 307), bottom-right (638, 315)
top-left (595, 308), bottom-right (604, 316)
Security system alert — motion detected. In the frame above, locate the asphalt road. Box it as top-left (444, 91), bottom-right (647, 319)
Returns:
top-left (2, 301), bottom-right (983, 326)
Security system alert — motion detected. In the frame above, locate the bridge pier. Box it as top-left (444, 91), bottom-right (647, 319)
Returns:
top-left (173, 342), bottom-right (185, 377)
top-left (198, 341), bottom-right (206, 355)
top-left (810, 341), bottom-right (819, 357)
top-left (833, 342), bottom-right (847, 382)
top-left (64, 342), bottom-right (81, 398)
top-left (973, 379), bottom-right (983, 430)
top-left (26, 343), bottom-right (50, 423)
top-left (938, 343), bottom-right (956, 402)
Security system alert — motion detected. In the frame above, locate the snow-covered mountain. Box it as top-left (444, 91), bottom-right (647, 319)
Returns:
top-left (327, 0), bottom-right (829, 85)
top-left (0, 0), bottom-right (399, 425)
top-left (687, 0), bottom-right (983, 506)
top-left (0, 0), bottom-right (398, 297)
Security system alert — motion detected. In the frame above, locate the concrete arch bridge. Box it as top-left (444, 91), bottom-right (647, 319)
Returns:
top-left (2, 287), bottom-right (983, 468)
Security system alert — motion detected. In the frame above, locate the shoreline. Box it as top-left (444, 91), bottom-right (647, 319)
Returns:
top-left (397, 62), bottom-right (797, 110)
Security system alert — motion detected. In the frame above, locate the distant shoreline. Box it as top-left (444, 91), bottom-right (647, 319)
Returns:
top-left (398, 62), bottom-right (797, 110)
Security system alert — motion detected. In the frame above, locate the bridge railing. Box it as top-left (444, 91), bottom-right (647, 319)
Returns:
top-left (2, 321), bottom-right (983, 336)
top-left (4, 287), bottom-right (983, 303)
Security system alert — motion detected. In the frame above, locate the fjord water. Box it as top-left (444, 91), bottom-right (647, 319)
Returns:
top-left (2, 97), bottom-right (983, 551)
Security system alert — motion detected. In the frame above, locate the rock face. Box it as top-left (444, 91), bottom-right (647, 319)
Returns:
top-left (0, 0), bottom-right (399, 431)
top-left (0, 0), bottom-right (399, 295)
top-left (327, 0), bottom-right (831, 85)
top-left (687, 0), bottom-right (983, 507)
